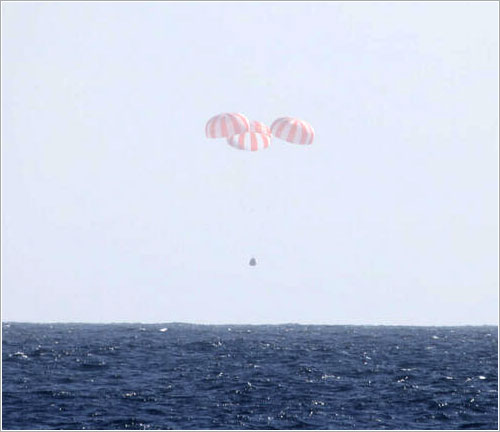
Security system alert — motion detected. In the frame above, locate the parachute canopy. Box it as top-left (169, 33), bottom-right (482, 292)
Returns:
top-left (205, 113), bottom-right (250, 138)
top-left (227, 132), bottom-right (271, 152)
top-left (205, 113), bottom-right (314, 151)
top-left (250, 120), bottom-right (271, 136)
top-left (270, 117), bottom-right (314, 145)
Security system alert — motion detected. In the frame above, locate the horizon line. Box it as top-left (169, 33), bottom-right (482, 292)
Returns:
top-left (2, 320), bottom-right (498, 327)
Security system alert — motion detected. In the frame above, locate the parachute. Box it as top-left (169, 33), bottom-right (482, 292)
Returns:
top-left (205, 113), bottom-right (314, 148)
top-left (227, 131), bottom-right (271, 151)
top-left (205, 113), bottom-right (250, 138)
top-left (205, 112), bottom-right (315, 266)
top-left (249, 120), bottom-right (271, 136)
top-left (270, 117), bottom-right (314, 145)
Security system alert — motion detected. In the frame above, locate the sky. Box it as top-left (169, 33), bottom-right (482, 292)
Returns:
top-left (2, 1), bottom-right (498, 325)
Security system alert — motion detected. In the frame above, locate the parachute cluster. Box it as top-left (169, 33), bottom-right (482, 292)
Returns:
top-left (205, 113), bottom-right (314, 151)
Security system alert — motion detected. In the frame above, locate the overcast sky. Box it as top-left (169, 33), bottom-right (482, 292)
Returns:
top-left (2, 1), bottom-right (498, 325)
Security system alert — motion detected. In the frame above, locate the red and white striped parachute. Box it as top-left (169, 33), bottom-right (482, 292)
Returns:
top-left (205, 113), bottom-right (250, 138)
top-left (250, 120), bottom-right (271, 136)
top-left (270, 117), bottom-right (314, 145)
top-left (204, 113), bottom-right (314, 266)
top-left (227, 132), bottom-right (271, 151)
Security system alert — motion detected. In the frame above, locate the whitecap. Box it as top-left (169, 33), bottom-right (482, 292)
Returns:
top-left (478, 375), bottom-right (486, 380)
top-left (321, 374), bottom-right (336, 379)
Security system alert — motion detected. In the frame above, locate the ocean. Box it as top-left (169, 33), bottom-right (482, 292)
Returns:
top-left (2, 323), bottom-right (498, 430)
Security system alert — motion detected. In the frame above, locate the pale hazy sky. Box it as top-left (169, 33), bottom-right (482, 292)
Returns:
top-left (2, 1), bottom-right (498, 325)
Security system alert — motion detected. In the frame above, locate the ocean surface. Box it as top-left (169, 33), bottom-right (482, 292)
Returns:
top-left (2, 323), bottom-right (498, 430)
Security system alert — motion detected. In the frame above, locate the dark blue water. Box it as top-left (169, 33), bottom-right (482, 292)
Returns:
top-left (2, 323), bottom-right (498, 430)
